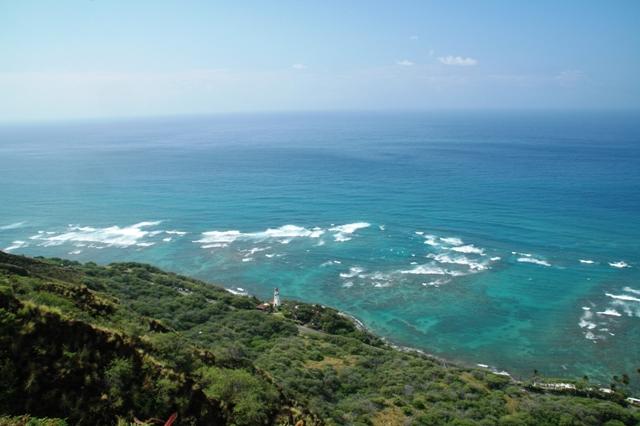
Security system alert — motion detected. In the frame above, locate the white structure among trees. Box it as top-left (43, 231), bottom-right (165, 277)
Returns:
top-left (273, 287), bottom-right (281, 310)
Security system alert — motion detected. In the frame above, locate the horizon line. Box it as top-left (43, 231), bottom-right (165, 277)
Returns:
top-left (1, 107), bottom-right (639, 126)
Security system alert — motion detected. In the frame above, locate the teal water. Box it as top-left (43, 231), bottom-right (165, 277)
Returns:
top-left (1, 111), bottom-right (639, 384)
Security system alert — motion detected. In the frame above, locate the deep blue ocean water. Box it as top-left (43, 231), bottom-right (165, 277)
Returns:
top-left (1, 111), bottom-right (639, 384)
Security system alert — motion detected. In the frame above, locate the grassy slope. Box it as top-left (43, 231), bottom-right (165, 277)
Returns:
top-left (0, 251), bottom-right (638, 426)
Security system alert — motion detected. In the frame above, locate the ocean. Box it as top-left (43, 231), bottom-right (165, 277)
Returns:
top-left (1, 110), bottom-right (638, 384)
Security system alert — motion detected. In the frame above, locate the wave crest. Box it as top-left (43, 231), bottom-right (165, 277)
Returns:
top-left (30, 221), bottom-right (163, 249)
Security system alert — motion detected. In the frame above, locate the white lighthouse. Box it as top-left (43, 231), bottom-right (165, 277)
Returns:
top-left (273, 287), bottom-right (281, 310)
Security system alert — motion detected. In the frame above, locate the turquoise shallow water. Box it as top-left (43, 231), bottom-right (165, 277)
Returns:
top-left (1, 111), bottom-right (639, 384)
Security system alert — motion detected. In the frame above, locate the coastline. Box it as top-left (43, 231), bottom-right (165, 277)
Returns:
top-left (223, 285), bottom-right (636, 399)
top-left (226, 285), bottom-right (519, 381)
top-left (305, 300), bottom-right (638, 400)
top-left (1, 248), bottom-right (638, 426)
top-left (336, 308), bottom-right (515, 379)
top-left (0, 248), bottom-right (631, 398)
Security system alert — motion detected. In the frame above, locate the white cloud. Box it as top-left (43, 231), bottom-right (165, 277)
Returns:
top-left (396, 60), bottom-right (414, 67)
top-left (292, 63), bottom-right (307, 70)
top-left (438, 56), bottom-right (478, 66)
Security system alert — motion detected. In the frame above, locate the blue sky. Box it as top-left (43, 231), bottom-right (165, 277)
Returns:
top-left (1, 0), bottom-right (639, 121)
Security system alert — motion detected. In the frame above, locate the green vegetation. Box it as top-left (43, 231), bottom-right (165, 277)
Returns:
top-left (0, 251), bottom-right (638, 425)
top-left (0, 417), bottom-right (67, 426)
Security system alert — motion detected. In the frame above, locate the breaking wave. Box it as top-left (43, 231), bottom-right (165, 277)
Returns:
top-left (428, 253), bottom-right (489, 271)
top-left (579, 286), bottom-right (640, 341)
top-left (0, 222), bottom-right (26, 231)
top-left (329, 222), bottom-right (370, 242)
top-left (623, 287), bottom-right (640, 295)
top-left (605, 293), bottom-right (640, 303)
top-left (400, 265), bottom-right (447, 275)
top-left (609, 261), bottom-right (630, 269)
top-left (451, 244), bottom-right (485, 255)
top-left (28, 221), bottom-right (167, 249)
top-left (516, 257), bottom-right (551, 267)
top-left (340, 266), bottom-right (365, 279)
top-left (596, 309), bottom-right (622, 317)
top-left (196, 222), bottom-right (369, 247)
top-left (439, 237), bottom-right (463, 246)
top-left (4, 240), bottom-right (27, 251)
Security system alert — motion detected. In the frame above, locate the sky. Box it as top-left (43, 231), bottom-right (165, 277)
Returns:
top-left (1, 0), bottom-right (639, 121)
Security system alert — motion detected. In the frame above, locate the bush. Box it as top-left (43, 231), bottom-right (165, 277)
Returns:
top-left (198, 367), bottom-right (279, 426)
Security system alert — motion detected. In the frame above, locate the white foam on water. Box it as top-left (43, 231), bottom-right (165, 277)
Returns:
top-left (162, 237), bottom-right (172, 242)
top-left (226, 287), bottom-right (248, 296)
top-left (265, 253), bottom-right (275, 258)
top-left (584, 331), bottom-right (597, 341)
top-left (428, 253), bottom-right (488, 271)
top-left (450, 244), bottom-right (485, 255)
top-left (512, 251), bottom-right (532, 257)
top-left (611, 300), bottom-right (640, 317)
top-left (68, 249), bottom-right (82, 255)
top-left (516, 257), bottom-right (551, 267)
top-left (440, 237), bottom-right (463, 246)
top-left (247, 246), bottom-right (269, 255)
top-left (579, 259), bottom-right (595, 264)
top-left (340, 267), bottom-right (365, 278)
top-left (579, 310), bottom-right (597, 329)
top-left (202, 243), bottom-right (228, 248)
top-left (165, 230), bottom-right (187, 235)
top-left (609, 261), bottom-right (630, 268)
top-left (623, 287), bottom-right (640, 295)
top-left (605, 293), bottom-right (640, 303)
top-left (415, 231), bottom-right (424, 235)
top-left (31, 221), bottom-right (162, 248)
top-left (196, 223), bottom-right (344, 247)
top-left (597, 309), bottom-right (622, 317)
top-left (490, 256), bottom-right (501, 262)
top-left (0, 222), bottom-right (25, 231)
top-left (321, 260), bottom-right (342, 267)
top-left (422, 278), bottom-right (449, 287)
top-left (5, 240), bottom-right (27, 251)
top-left (242, 257), bottom-right (254, 262)
top-left (577, 299), bottom-right (620, 341)
top-left (342, 281), bottom-right (354, 288)
top-left (366, 271), bottom-right (393, 288)
top-left (379, 225), bottom-right (385, 231)
top-left (329, 222), bottom-right (370, 242)
top-left (262, 225), bottom-right (324, 240)
top-left (423, 235), bottom-right (439, 246)
top-left (401, 265), bottom-right (447, 275)
top-left (342, 270), bottom-right (394, 289)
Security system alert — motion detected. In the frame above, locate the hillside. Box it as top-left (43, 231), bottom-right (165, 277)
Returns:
top-left (0, 251), bottom-right (638, 426)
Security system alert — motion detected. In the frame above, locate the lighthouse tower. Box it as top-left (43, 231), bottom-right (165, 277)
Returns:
top-left (273, 287), bottom-right (281, 310)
